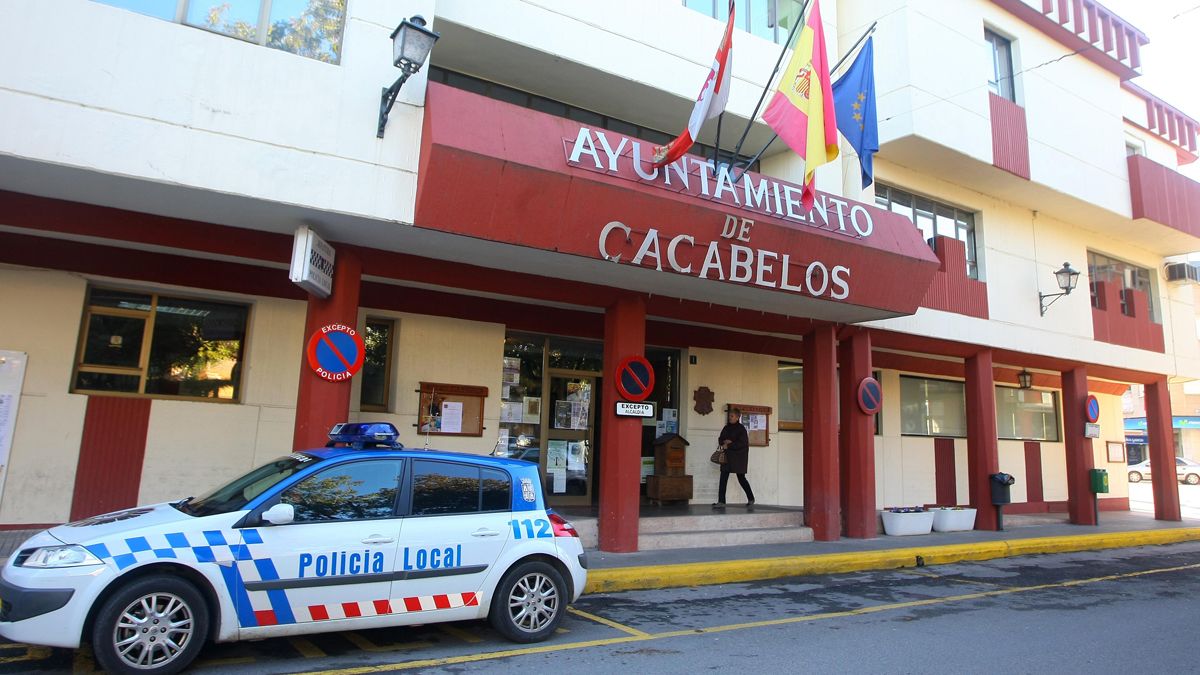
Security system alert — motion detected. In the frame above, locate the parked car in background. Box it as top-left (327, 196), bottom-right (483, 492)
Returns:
top-left (1127, 457), bottom-right (1200, 485)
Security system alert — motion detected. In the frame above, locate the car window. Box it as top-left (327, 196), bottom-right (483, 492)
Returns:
top-left (1177, 458), bottom-right (1186, 465)
top-left (280, 459), bottom-right (403, 522)
top-left (411, 460), bottom-right (511, 516)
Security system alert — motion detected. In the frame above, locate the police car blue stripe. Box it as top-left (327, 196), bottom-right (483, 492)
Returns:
top-left (242, 529), bottom-right (264, 545)
top-left (252, 558), bottom-right (296, 625)
top-left (85, 543), bottom-right (110, 560)
top-left (203, 530), bottom-right (228, 546)
top-left (126, 536), bottom-right (151, 553)
top-left (218, 563), bottom-right (258, 628)
top-left (153, 548), bottom-right (177, 559)
top-left (193, 546), bottom-right (216, 563)
top-left (165, 532), bottom-right (190, 548)
top-left (113, 553), bottom-right (137, 570)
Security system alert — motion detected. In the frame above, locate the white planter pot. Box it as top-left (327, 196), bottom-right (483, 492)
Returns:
top-left (881, 510), bottom-right (934, 536)
top-left (932, 507), bottom-right (977, 532)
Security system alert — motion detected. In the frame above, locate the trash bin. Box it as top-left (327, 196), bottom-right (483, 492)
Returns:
top-left (989, 472), bottom-right (1015, 505)
top-left (1089, 468), bottom-right (1109, 494)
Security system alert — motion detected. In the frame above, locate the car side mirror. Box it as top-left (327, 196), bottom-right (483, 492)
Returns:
top-left (262, 503), bottom-right (295, 525)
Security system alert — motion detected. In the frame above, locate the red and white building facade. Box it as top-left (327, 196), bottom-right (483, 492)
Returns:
top-left (1, 0), bottom-right (1198, 550)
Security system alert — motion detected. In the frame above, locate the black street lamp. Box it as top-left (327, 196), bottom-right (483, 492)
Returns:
top-left (377, 16), bottom-right (440, 138)
top-left (1039, 262), bottom-right (1081, 316)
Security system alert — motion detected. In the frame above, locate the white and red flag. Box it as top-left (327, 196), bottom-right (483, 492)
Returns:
top-left (651, 0), bottom-right (735, 167)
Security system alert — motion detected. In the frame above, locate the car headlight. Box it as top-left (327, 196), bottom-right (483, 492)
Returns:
top-left (19, 545), bottom-right (103, 568)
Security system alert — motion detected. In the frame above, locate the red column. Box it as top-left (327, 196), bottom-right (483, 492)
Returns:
top-left (292, 249), bottom-right (362, 452)
top-left (1146, 377), bottom-right (1182, 521)
top-left (1061, 367), bottom-right (1096, 525)
top-left (598, 295), bottom-right (646, 552)
top-left (804, 325), bottom-right (839, 541)
top-left (838, 330), bottom-right (875, 538)
top-left (965, 350), bottom-right (1000, 530)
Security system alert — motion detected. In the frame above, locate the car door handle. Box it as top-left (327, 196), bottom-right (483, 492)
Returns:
top-left (361, 536), bottom-right (396, 545)
top-left (471, 529), bottom-right (501, 537)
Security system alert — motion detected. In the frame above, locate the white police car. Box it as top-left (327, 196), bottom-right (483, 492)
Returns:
top-left (0, 423), bottom-right (587, 674)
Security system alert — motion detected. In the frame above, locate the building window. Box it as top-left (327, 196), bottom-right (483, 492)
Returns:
top-left (875, 184), bottom-right (979, 279)
top-left (900, 376), bottom-right (967, 438)
top-left (92, 0), bottom-right (346, 64)
top-left (1087, 251), bottom-right (1156, 321)
top-left (73, 288), bottom-right (248, 401)
top-left (985, 28), bottom-right (1015, 102)
top-left (683, 0), bottom-right (806, 45)
top-left (995, 387), bottom-right (1060, 442)
top-left (360, 319), bottom-right (394, 412)
top-left (429, 67), bottom-right (760, 172)
top-left (777, 362), bottom-right (803, 430)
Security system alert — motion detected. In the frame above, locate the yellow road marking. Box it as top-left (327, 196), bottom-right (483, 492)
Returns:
top-left (290, 637), bottom-right (328, 658)
top-left (437, 624), bottom-right (483, 644)
top-left (343, 631), bottom-right (432, 653)
top-left (568, 607), bottom-right (650, 637)
top-left (295, 560), bottom-right (1200, 675)
top-left (585, 527), bottom-right (1200, 593)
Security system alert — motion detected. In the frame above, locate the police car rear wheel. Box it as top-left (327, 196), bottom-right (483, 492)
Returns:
top-left (490, 561), bottom-right (566, 643)
top-left (91, 575), bottom-right (210, 675)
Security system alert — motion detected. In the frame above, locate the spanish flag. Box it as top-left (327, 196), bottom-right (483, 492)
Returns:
top-left (762, 0), bottom-right (839, 210)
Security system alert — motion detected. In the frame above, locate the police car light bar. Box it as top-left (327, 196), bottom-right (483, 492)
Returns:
top-left (327, 422), bottom-right (404, 449)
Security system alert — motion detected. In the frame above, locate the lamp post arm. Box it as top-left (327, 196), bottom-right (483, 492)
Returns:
top-left (1038, 290), bottom-right (1068, 316)
top-left (377, 70), bottom-right (415, 138)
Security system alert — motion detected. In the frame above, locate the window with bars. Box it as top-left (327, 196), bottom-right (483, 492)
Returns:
top-left (73, 288), bottom-right (248, 400)
top-left (875, 183), bottom-right (979, 279)
top-left (92, 0), bottom-right (347, 63)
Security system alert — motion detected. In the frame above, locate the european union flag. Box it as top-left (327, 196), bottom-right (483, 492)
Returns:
top-left (832, 37), bottom-right (878, 189)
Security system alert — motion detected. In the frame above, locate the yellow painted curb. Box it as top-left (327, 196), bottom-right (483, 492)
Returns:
top-left (584, 527), bottom-right (1200, 594)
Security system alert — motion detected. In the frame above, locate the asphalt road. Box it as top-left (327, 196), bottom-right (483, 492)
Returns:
top-left (3, 541), bottom-right (1200, 673)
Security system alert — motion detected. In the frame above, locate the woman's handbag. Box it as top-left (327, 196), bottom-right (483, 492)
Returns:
top-left (710, 447), bottom-right (727, 465)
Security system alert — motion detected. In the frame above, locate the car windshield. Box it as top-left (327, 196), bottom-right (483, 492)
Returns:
top-left (176, 454), bottom-right (324, 517)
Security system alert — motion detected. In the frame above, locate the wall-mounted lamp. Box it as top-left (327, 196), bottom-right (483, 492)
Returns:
top-left (1017, 369), bottom-right (1033, 389)
top-left (377, 15), bottom-right (440, 138)
top-left (1038, 262), bottom-right (1081, 316)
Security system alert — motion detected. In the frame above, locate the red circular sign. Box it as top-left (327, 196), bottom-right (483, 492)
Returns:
top-left (615, 355), bottom-right (656, 402)
top-left (857, 377), bottom-right (882, 415)
top-left (1085, 395), bottom-right (1100, 423)
top-left (306, 323), bottom-right (365, 382)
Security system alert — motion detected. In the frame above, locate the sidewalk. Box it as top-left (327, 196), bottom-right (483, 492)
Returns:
top-left (584, 511), bottom-right (1200, 593)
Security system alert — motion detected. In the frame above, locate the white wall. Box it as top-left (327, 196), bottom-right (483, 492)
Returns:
top-left (0, 0), bottom-right (430, 225)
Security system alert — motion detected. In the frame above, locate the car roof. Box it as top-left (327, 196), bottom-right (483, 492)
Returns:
top-left (299, 446), bottom-right (538, 471)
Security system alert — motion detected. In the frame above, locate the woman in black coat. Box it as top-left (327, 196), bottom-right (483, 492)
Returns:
top-left (714, 408), bottom-right (755, 508)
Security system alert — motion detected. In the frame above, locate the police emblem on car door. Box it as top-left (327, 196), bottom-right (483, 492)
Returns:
top-left (235, 459), bottom-right (403, 632)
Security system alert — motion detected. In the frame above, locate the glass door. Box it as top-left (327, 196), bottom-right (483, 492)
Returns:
top-left (544, 372), bottom-right (596, 506)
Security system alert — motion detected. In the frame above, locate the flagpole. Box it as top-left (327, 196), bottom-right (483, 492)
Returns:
top-left (726, 0), bottom-right (814, 162)
top-left (731, 21), bottom-right (877, 183)
top-left (713, 112), bottom-right (724, 167)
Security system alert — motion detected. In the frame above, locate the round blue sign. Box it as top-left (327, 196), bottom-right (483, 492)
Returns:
top-left (857, 377), bottom-right (882, 415)
top-left (305, 324), bottom-right (365, 382)
top-left (615, 355), bottom-right (655, 402)
top-left (1085, 395), bottom-right (1100, 424)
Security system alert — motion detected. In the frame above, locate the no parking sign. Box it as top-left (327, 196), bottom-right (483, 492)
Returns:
top-left (306, 324), bottom-right (365, 382)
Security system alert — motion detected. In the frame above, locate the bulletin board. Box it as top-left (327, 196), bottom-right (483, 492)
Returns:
top-left (727, 403), bottom-right (772, 447)
top-left (416, 382), bottom-right (488, 437)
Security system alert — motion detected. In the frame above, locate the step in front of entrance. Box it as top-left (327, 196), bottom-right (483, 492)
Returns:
top-left (569, 509), bottom-right (809, 550)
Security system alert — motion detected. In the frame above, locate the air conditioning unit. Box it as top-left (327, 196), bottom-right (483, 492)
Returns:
top-left (1165, 262), bottom-right (1200, 283)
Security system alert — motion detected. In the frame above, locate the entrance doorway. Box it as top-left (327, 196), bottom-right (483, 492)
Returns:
top-left (544, 372), bottom-right (600, 506)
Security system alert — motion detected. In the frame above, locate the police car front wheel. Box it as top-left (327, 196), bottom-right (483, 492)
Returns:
top-left (91, 574), bottom-right (210, 675)
top-left (489, 561), bottom-right (567, 643)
